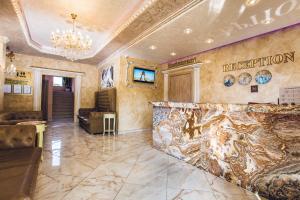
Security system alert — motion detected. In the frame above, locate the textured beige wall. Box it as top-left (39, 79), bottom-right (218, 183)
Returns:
top-left (118, 56), bottom-right (163, 132)
top-left (4, 53), bottom-right (99, 111)
top-left (0, 40), bottom-right (7, 111)
top-left (197, 26), bottom-right (300, 104)
top-left (100, 56), bottom-right (163, 133)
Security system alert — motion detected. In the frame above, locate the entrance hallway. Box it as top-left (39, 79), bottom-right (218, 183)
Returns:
top-left (34, 122), bottom-right (265, 200)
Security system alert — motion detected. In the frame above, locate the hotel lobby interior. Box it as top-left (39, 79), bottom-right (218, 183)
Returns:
top-left (0, 0), bottom-right (299, 199)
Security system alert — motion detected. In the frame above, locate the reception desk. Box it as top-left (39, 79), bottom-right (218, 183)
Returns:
top-left (152, 102), bottom-right (300, 199)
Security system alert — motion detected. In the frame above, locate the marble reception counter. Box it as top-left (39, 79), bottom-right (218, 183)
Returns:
top-left (152, 102), bottom-right (300, 200)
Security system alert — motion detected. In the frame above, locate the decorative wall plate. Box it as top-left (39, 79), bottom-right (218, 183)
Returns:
top-left (238, 72), bottom-right (252, 85)
top-left (255, 70), bottom-right (272, 84)
top-left (224, 74), bottom-right (235, 87)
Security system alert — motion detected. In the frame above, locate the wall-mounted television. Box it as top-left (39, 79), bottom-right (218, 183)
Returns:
top-left (133, 67), bottom-right (155, 84)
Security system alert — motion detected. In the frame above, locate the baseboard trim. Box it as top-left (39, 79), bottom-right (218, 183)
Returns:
top-left (118, 128), bottom-right (151, 135)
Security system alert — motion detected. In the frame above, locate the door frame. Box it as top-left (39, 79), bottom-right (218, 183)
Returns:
top-left (162, 63), bottom-right (201, 103)
top-left (31, 67), bottom-right (83, 122)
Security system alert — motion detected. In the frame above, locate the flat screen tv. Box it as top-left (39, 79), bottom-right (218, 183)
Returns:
top-left (133, 67), bottom-right (155, 84)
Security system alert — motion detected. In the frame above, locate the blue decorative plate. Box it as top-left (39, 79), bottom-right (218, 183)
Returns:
top-left (255, 70), bottom-right (272, 84)
top-left (238, 72), bottom-right (252, 85)
top-left (224, 74), bottom-right (235, 87)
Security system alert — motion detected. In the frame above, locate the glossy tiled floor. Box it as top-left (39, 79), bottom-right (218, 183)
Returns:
top-left (34, 122), bottom-right (264, 200)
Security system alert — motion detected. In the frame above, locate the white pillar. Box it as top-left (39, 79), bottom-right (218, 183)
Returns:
top-left (163, 73), bottom-right (168, 101)
top-left (193, 64), bottom-right (201, 103)
top-left (0, 36), bottom-right (9, 111)
top-left (33, 69), bottom-right (42, 111)
top-left (74, 75), bottom-right (81, 122)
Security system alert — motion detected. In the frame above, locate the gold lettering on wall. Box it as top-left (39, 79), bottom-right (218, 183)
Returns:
top-left (168, 57), bottom-right (197, 68)
top-left (223, 51), bottom-right (295, 72)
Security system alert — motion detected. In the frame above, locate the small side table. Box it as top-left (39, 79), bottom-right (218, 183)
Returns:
top-left (17, 121), bottom-right (47, 160)
top-left (103, 113), bottom-right (116, 135)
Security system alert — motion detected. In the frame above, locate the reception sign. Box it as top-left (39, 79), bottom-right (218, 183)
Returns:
top-left (223, 51), bottom-right (295, 72)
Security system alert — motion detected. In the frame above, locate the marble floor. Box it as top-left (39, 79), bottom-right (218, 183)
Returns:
top-left (34, 122), bottom-right (266, 200)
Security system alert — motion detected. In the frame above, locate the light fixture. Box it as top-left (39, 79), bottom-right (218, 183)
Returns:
top-left (245, 0), bottom-right (260, 7)
top-left (5, 48), bottom-right (16, 76)
top-left (261, 18), bottom-right (273, 25)
top-left (51, 13), bottom-right (92, 61)
top-left (183, 28), bottom-right (193, 34)
top-left (205, 38), bottom-right (214, 44)
top-left (170, 52), bottom-right (176, 56)
top-left (224, 31), bottom-right (231, 37)
top-left (149, 45), bottom-right (157, 50)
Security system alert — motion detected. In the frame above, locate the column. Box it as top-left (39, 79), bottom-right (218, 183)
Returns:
top-left (163, 73), bottom-right (168, 101)
top-left (193, 64), bottom-right (201, 103)
top-left (0, 36), bottom-right (9, 111)
top-left (33, 69), bottom-right (42, 111)
top-left (74, 75), bottom-right (82, 122)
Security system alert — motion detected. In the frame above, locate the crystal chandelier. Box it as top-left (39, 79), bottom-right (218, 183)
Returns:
top-left (5, 49), bottom-right (16, 76)
top-left (51, 13), bottom-right (92, 61)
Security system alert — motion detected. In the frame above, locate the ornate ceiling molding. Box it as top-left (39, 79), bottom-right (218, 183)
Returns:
top-left (8, 0), bottom-right (204, 65)
top-left (11, 0), bottom-right (55, 55)
top-left (0, 36), bottom-right (9, 44)
top-left (98, 0), bottom-right (205, 67)
top-left (10, 0), bottom-right (159, 61)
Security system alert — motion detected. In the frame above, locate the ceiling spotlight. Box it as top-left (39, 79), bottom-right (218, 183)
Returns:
top-left (245, 0), bottom-right (260, 7)
top-left (261, 18), bottom-right (274, 25)
top-left (205, 38), bottom-right (214, 44)
top-left (183, 28), bottom-right (193, 34)
top-left (149, 45), bottom-right (157, 50)
top-left (170, 52), bottom-right (176, 56)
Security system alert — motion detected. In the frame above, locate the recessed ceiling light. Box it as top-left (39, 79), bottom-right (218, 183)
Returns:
top-left (149, 45), bottom-right (157, 50)
top-left (205, 38), bottom-right (214, 44)
top-left (261, 18), bottom-right (274, 25)
top-left (183, 28), bottom-right (193, 34)
top-left (225, 31), bottom-right (231, 37)
top-left (245, 0), bottom-right (260, 7)
top-left (204, 60), bottom-right (212, 64)
top-left (170, 52), bottom-right (176, 56)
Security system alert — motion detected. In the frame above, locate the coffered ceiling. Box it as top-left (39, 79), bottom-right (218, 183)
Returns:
top-left (1, 0), bottom-right (300, 65)
top-left (125, 0), bottom-right (300, 63)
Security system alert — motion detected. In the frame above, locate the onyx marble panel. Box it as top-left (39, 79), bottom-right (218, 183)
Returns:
top-left (152, 102), bottom-right (300, 200)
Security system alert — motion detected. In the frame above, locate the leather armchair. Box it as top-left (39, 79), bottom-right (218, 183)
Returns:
top-left (0, 125), bottom-right (37, 149)
top-left (0, 125), bottom-right (42, 200)
top-left (78, 88), bottom-right (116, 134)
top-left (78, 110), bottom-right (113, 134)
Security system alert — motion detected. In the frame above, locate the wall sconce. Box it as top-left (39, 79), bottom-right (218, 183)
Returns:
top-left (5, 47), bottom-right (16, 76)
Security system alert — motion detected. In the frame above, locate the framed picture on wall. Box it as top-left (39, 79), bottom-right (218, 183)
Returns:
top-left (23, 85), bottom-right (32, 94)
top-left (13, 84), bottom-right (22, 94)
top-left (4, 84), bottom-right (12, 94)
top-left (101, 65), bottom-right (114, 88)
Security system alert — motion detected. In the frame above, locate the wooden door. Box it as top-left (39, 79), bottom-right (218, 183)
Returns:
top-left (168, 72), bottom-right (192, 102)
top-left (41, 78), bottom-right (48, 120)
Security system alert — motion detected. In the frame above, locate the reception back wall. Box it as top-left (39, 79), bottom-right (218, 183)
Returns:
top-left (198, 25), bottom-right (300, 104)
top-left (161, 25), bottom-right (300, 104)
